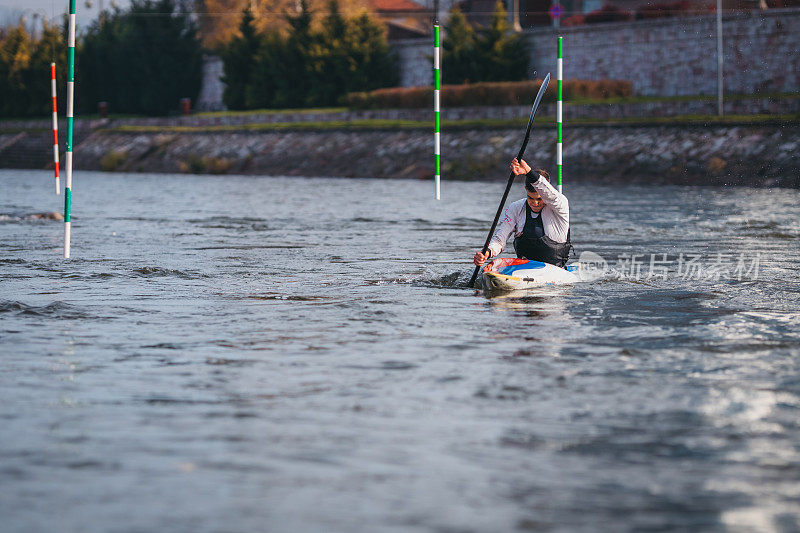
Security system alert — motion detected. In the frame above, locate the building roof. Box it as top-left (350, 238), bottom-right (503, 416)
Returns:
top-left (368, 0), bottom-right (428, 13)
top-left (384, 17), bottom-right (430, 39)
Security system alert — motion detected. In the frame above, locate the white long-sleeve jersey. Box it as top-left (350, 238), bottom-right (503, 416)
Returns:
top-left (486, 176), bottom-right (570, 258)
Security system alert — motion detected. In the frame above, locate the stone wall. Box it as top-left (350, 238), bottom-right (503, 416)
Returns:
top-left (15, 124), bottom-right (795, 188)
top-left (398, 9), bottom-right (800, 95)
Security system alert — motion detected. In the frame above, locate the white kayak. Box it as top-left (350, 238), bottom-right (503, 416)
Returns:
top-left (481, 257), bottom-right (579, 291)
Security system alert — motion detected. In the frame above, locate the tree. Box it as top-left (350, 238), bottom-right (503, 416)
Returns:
top-left (79, 0), bottom-right (203, 115)
top-left (441, 7), bottom-right (476, 84)
top-left (347, 12), bottom-right (398, 95)
top-left (221, 6), bottom-right (261, 110)
top-left (307, 0), bottom-right (350, 105)
top-left (473, 1), bottom-right (528, 82)
top-left (0, 24), bottom-right (34, 117)
top-left (223, 0), bottom-right (397, 109)
top-left (193, 0), bottom-right (372, 51)
top-left (279, 0), bottom-right (315, 107)
top-left (0, 19), bottom-right (68, 117)
top-left (195, 0), bottom-right (246, 51)
top-left (245, 31), bottom-right (284, 108)
top-left (307, 2), bottom-right (398, 106)
top-left (441, 2), bottom-right (529, 85)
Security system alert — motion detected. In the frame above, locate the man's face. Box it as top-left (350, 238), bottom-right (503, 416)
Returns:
top-left (526, 190), bottom-right (544, 212)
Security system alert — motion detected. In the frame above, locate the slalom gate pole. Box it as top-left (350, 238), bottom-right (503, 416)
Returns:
top-left (434, 22), bottom-right (441, 200)
top-left (51, 62), bottom-right (60, 195)
top-left (557, 36), bottom-right (563, 193)
top-left (64, 0), bottom-right (76, 258)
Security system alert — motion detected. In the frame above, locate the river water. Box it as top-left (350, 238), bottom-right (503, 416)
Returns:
top-left (1, 169), bottom-right (799, 532)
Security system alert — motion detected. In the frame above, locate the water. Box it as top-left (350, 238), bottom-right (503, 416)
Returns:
top-left (1, 170), bottom-right (799, 532)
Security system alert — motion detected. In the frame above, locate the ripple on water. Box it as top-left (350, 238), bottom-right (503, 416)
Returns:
top-left (140, 342), bottom-right (185, 350)
top-left (132, 266), bottom-right (209, 279)
top-left (205, 357), bottom-right (257, 367)
top-left (0, 300), bottom-right (93, 320)
top-left (245, 293), bottom-right (334, 302)
top-left (0, 212), bottom-right (63, 222)
top-left (193, 244), bottom-right (303, 250)
top-left (342, 360), bottom-right (419, 371)
top-left (413, 271), bottom-right (470, 289)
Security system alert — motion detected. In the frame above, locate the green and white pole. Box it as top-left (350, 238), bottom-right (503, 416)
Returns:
top-left (433, 21), bottom-right (440, 200)
top-left (64, 0), bottom-right (76, 258)
top-left (556, 36), bottom-right (563, 193)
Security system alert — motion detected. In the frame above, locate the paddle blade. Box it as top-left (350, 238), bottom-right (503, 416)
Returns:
top-left (516, 73), bottom-right (551, 160)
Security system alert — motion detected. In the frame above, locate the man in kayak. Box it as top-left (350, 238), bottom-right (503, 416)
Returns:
top-left (473, 158), bottom-right (571, 268)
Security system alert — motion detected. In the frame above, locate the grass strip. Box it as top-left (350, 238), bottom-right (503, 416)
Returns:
top-left (1, 92), bottom-right (797, 124)
top-left (194, 92), bottom-right (800, 115)
top-left (106, 113), bottom-right (799, 133)
top-left (194, 107), bottom-right (348, 118)
top-left (566, 91), bottom-right (800, 106)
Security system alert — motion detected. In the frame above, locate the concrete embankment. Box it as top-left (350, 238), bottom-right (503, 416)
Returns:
top-left (2, 116), bottom-right (798, 187)
top-left (61, 124), bottom-right (800, 187)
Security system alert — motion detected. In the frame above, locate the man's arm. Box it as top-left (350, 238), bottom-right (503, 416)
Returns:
top-left (529, 172), bottom-right (569, 221)
top-left (487, 202), bottom-right (520, 257)
top-left (473, 202), bottom-right (521, 265)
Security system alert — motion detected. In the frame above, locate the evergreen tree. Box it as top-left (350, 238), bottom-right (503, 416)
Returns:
top-left (348, 12), bottom-right (398, 95)
top-left (25, 21), bottom-right (68, 115)
top-left (245, 32), bottom-right (284, 108)
top-left (224, 0), bottom-right (397, 109)
top-left (221, 7), bottom-right (261, 110)
top-left (307, 4), bottom-right (397, 106)
top-left (279, 0), bottom-right (314, 107)
top-left (441, 2), bottom-right (529, 85)
top-left (308, 0), bottom-right (350, 106)
top-left (80, 12), bottom-right (121, 114)
top-left (0, 24), bottom-right (33, 117)
top-left (0, 20), bottom-right (68, 117)
top-left (441, 7), bottom-right (476, 85)
top-left (473, 1), bottom-right (528, 82)
top-left (79, 0), bottom-right (203, 115)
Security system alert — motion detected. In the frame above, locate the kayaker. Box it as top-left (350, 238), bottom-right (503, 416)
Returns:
top-left (473, 158), bottom-right (571, 268)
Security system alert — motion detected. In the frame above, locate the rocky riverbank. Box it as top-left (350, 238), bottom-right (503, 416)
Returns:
top-left (2, 122), bottom-right (798, 187)
top-left (75, 124), bottom-right (800, 187)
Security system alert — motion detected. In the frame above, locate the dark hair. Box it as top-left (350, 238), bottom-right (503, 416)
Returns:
top-left (525, 169), bottom-right (550, 191)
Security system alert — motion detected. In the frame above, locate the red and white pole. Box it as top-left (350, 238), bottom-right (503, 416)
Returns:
top-left (51, 62), bottom-right (60, 195)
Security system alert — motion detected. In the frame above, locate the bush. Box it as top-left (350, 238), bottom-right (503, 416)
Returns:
top-left (347, 86), bottom-right (431, 109)
top-left (345, 79), bottom-right (633, 109)
top-left (636, 0), bottom-right (690, 20)
top-left (179, 155), bottom-right (231, 174)
top-left (100, 150), bottom-right (127, 171)
top-left (561, 14), bottom-right (586, 27)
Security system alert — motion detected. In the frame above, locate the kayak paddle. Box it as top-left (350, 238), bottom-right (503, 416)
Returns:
top-left (468, 73), bottom-right (551, 289)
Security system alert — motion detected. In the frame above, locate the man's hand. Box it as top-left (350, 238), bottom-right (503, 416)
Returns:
top-left (474, 250), bottom-right (491, 266)
top-left (510, 158), bottom-right (532, 176)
